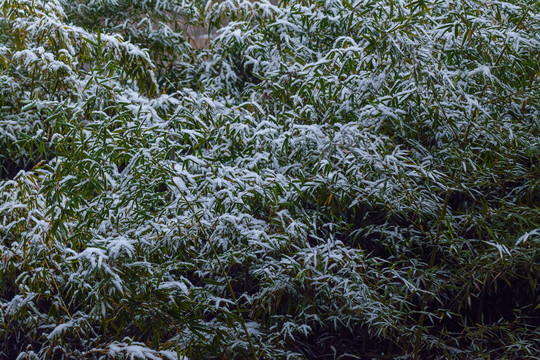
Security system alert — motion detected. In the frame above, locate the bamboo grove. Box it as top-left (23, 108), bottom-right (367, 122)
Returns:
top-left (1, 0), bottom-right (539, 358)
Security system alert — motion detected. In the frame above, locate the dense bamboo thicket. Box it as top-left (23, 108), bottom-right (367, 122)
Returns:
top-left (1, 0), bottom-right (539, 358)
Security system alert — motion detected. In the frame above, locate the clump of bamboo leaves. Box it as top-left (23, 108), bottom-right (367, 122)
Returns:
top-left (1, 0), bottom-right (539, 359)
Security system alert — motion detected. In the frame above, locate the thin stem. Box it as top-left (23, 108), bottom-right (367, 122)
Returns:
top-left (174, 182), bottom-right (259, 359)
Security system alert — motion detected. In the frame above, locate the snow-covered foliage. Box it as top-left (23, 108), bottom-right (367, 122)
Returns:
top-left (1, 0), bottom-right (539, 358)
